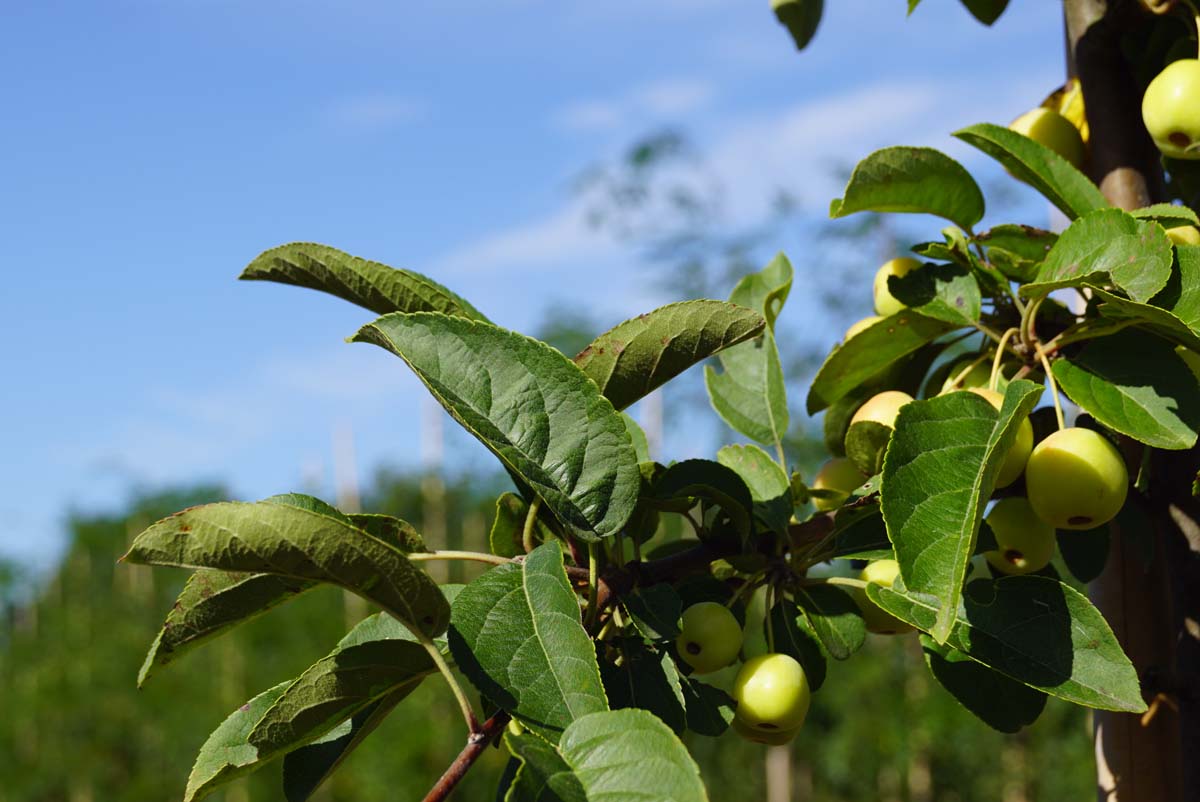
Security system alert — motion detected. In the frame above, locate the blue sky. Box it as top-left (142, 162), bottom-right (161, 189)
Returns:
top-left (1, 0), bottom-right (1066, 570)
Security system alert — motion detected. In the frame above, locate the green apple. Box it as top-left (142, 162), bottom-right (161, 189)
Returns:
top-left (854, 559), bottom-right (914, 635)
top-left (676, 601), bottom-right (744, 674)
top-left (984, 497), bottom-right (1056, 575)
top-left (872, 257), bottom-right (921, 316)
top-left (969, 388), bottom-right (1033, 488)
top-left (1009, 108), bottom-right (1085, 168)
top-left (732, 653), bottom-right (811, 732)
top-left (731, 715), bottom-right (800, 745)
top-left (810, 457), bottom-right (866, 512)
top-left (844, 315), bottom-right (882, 342)
top-left (850, 390), bottom-right (913, 430)
top-left (1024, 428), bottom-right (1128, 530)
top-left (939, 356), bottom-right (991, 393)
top-left (1142, 59), bottom-right (1200, 160)
top-left (845, 390), bottom-right (913, 476)
top-left (1167, 225), bottom-right (1200, 246)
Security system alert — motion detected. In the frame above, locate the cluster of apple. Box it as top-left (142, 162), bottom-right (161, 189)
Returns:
top-left (675, 601), bottom-right (812, 744)
top-left (815, 257), bottom-right (1131, 588)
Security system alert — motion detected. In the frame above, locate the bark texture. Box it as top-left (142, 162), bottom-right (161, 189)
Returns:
top-left (1064, 2), bottom-right (1195, 800)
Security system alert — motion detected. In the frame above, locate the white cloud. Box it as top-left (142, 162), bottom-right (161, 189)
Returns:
top-left (447, 81), bottom-right (944, 278)
top-left (326, 93), bottom-right (424, 131)
top-left (552, 78), bottom-right (716, 133)
top-left (432, 205), bottom-right (618, 277)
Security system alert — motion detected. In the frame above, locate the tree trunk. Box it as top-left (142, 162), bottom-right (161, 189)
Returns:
top-left (1062, 2), bottom-right (1194, 800)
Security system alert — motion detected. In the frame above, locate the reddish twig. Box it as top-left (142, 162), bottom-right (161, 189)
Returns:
top-left (420, 711), bottom-right (511, 802)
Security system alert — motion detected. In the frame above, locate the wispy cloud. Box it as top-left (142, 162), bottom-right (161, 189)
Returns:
top-left (326, 93), bottom-right (425, 131)
top-left (552, 78), bottom-right (716, 133)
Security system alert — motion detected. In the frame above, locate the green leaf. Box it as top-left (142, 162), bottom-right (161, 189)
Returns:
top-left (282, 696), bottom-right (403, 802)
top-left (281, 590), bottom-right (464, 802)
top-left (600, 642), bottom-right (688, 734)
top-left (772, 0), bottom-right (823, 50)
top-left (959, 0), bottom-right (1008, 24)
top-left (240, 242), bottom-right (488, 321)
top-left (921, 635), bottom-right (1046, 732)
top-left (138, 569), bottom-right (315, 687)
top-left (1052, 330), bottom-right (1200, 450)
top-left (1023, 209), bottom-right (1172, 302)
top-left (504, 732), bottom-right (587, 802)
top-left (680, 678), bottom-right (735, 736)
top-left (887, 262), bottom-right (981, 326)
top-left (622, 413), bottom-right (652, 462)
top-left (1092, 244), bottom-right (1200, 351)
top-left (869, 576), bottom-right (1146, 713)
top-left (1131, 203), bottom-right (1199, 228)
top-left (976, 224), bottom-right (1058, 283)
top-left (705, 256), bottom-right (792, 446)
top-left (247, 619), bottom-right (436, 756)
top-left (123, 497), bottom-right (449, 638)
top-left (559, 710), bottom-right (708, 802)
top-left (448, 543), bottom-right (608, 743)
top-left (651, 459), bottom-right (754, 539)
top-left (844, 420), bottom-right (892, 477)
top-left (881, 381), bottom-right (1044, 643)
top-left (826, 505), bottom-right (893, 560)
top-left (346, 512), bottom-right (429, 552)
top-left (490, 492), bottom-right (554, 559)
top-left (829, 146), bottom-right (984, 230)
top-left (730, 252), bottom-right (793, 329)
top-left (717, 444), bottom-right (791, 535)
top-left (1057, 526), bottom-right (1110, 584)
top-left (794, 585), bottom-right (866, 660)
top-left (185, 682), bottom-right (290, 802)
top-left (806, 312), bottom-right (958, 414)
top-left (622, 583), bottom-right (683, 641)
top-left (953, 123), bottom-right (1107, 220)
top-left (354, 312), bottom-right (641, 541)
top-left (769, 599), bottom-right (827, 691)
top-left (574, 300), bottom-right (765, 411)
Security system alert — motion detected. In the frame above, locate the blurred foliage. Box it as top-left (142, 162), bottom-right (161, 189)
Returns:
top-left (1, 473), bottom-right (1091, 802)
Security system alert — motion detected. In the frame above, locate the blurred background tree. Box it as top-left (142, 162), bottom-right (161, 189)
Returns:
top-left (0, 468), bottom-right (1092, 802)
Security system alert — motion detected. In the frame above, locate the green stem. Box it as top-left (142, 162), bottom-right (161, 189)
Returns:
top-left (1041, 319), bottom-right (1138, 356)
top-left (1020, 294), bottom-right (1047, 353)
top-left (726, 571), bottom-right (766, 609)
top-left (585, 543), bottom-right (599, 629)
top-left (774, 439), bottom-right (788, 475)
top-left (765, 584), bottom-right (776, 654)
top-left (1034, 343), bottom-right (1066, 431)
top-left (989, 328), bottom-right (1020, 391)
top-left (521, 498), bottom-right (543, 554)
top-left (417, 632), bottom-right (480, 734)
top-left (408, 551), bottom-right (510, 566)
top-left (798, 575), bottom-right (868, 590)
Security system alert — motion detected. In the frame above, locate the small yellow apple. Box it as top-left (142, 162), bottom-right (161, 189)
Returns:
top-left (969, 388), bottom-right (1034, 488)
top-left (1166, 225), bottom-right (1200, 246)
top-left (854, 559), bottom-right (914, 635)
top-left (732, 653), bottom-right (811, 732)
top-left (810, 457), bottom-right (866, 512)
top-left (1142, 59), bottom-right (1200, 160)
top-left (850, 391), bottom-right (913, 430)
top-left (1009, 107), bottom-right (1086, 168)
top-left (1024, 428), bottom-right (1128, 530)
top-left (984, 497), bottom-right (1056, 575)
top-left (872, 257), bottom-right (921, 316)
top-left (844, 315), bottom-right (883, 342)
top-left (676, 601), bottom-right (744, 674)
